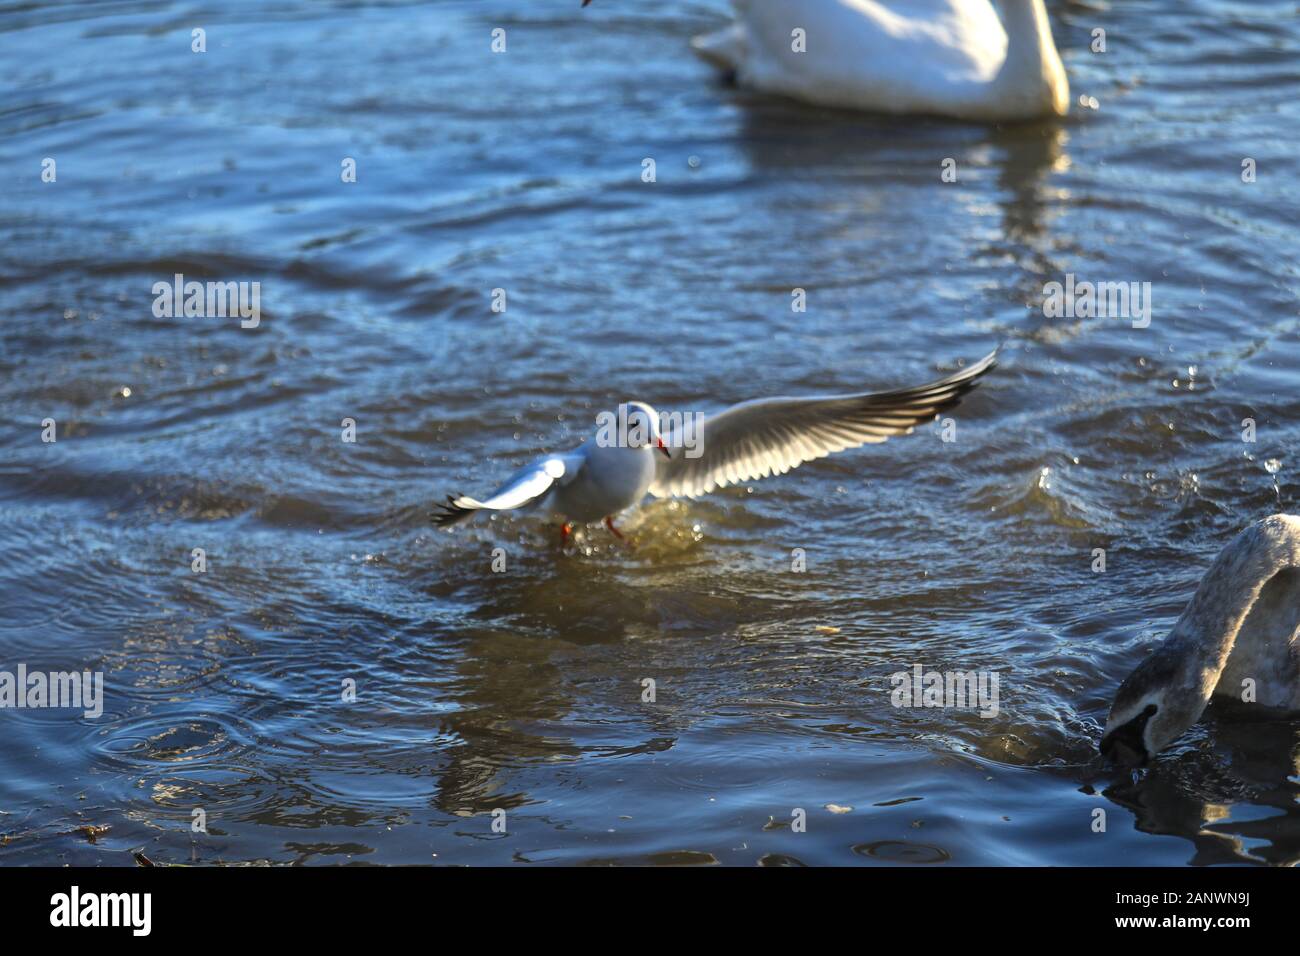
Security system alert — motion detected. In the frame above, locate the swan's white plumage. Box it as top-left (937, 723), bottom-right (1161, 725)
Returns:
top-left (691, 0), bottom-right (1068, 121)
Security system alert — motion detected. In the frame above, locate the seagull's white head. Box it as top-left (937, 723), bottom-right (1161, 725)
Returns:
top-left (620, 401), bottom-right (671, 458)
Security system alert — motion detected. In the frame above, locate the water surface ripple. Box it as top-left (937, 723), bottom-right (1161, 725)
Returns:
top-left (1, 0), bottom-right (1298, 865)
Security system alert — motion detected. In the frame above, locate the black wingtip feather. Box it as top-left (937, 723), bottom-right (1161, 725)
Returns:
top-left (430, 493), bottom-right (476, 528)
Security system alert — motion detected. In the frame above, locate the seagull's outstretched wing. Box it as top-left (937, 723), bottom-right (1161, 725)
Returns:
top-left (432, 453), bottom-right (582, 527)
top-left (650, 350), bottom-right (997, 499)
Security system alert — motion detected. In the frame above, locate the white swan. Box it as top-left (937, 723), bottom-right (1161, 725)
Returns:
top-left (1101, 514), bottom-right (1300, 766)
top-left (684, 0), bottom-right (1069, 121)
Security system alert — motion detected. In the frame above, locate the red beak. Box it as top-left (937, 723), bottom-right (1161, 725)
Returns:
top-left (656, 437), bottom-right (671, 459)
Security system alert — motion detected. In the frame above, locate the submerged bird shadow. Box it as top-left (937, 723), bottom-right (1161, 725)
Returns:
top-left (731, 101), bottom-right (1069, 292)
top-left (1098, 719), bottom-right (1300, 866)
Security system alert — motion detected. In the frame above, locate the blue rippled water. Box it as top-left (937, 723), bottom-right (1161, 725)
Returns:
top-left (0, 0), bottom-right (1297, 865)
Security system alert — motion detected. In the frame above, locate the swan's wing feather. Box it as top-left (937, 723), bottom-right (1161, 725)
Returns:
top-left (650, 350), bottom-right (996, 499)
top-left (691, 22), bottom-right (748, 70)
top-left (732, 0), bottom-right (1005, 89)
top-left (432, 453), bottom-right (582, 526)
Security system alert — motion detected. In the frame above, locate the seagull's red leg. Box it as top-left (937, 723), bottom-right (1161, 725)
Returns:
top-left (604, 516), bottom-right (625, 540)
top-left (560, 522), bottom-right (572, 547)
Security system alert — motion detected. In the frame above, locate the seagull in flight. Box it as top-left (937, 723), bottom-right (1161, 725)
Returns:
top-left (432, 350), bottom-right (997, 545)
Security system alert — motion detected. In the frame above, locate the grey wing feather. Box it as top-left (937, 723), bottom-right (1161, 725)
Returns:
top-left (432, 453), bottom-right (581, 527)
top-left (650, 349), bottom-right (997, 499)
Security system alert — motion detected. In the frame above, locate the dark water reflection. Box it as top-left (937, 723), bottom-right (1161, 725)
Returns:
top-left (0, 0), bottom-right (1298, 865)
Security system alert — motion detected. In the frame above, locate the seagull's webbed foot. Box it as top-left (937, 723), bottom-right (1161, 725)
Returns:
top-left (604, 516), bottom-right (635, 549)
